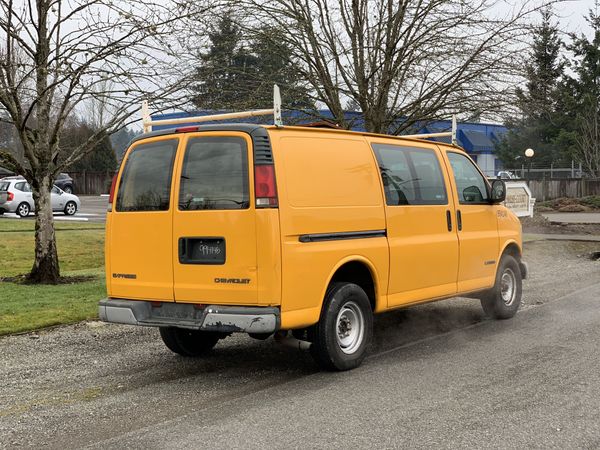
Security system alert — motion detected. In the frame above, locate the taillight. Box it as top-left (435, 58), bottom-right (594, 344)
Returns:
top-left (107, 175), bottom-right (117, 212)
top-left (7, 191), bottom-right (14, 201)
top-left (254, 164), bottom-right (278, 208)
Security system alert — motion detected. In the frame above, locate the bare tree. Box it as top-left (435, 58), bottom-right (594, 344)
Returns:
top-left (0, 0), bottom-right (213, 283)
top-left (574, 104), bottom-right (600, 177)
top-left (237, 0), bottom-right (557, 133)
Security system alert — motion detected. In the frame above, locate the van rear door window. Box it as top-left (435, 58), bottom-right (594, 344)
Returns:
top-left (178, 137), bottom-right (249, 210)
top-left (116, 139), bottom-right (178, 212)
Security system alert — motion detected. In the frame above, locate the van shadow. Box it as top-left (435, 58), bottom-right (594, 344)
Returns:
top-left (136, 298), bottom-right (486, 386)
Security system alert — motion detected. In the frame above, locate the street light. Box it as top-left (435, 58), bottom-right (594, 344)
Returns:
top-left (525, 148), bottom-right (534, 182)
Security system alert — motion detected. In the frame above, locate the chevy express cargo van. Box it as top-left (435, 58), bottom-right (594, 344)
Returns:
top-left (99, 124), bottom-right (527, 371)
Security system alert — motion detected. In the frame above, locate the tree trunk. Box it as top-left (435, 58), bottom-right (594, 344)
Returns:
top-left (28, 180), bottom-right (60, 283)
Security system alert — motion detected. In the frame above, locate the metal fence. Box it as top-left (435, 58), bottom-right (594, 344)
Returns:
top-left (502, 162), bottom-right (585, 179)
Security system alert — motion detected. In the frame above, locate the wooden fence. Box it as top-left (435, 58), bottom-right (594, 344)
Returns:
top-left (527, 178), bottom-right (600, 202)
top-left (70, 171), bottom-right (115, 195)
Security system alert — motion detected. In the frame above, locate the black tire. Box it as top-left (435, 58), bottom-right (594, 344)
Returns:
top-left (480, 254), bottom-right (522, 320)
top-left (310, 282), bottom-right (373, 371)
top-left (64, 201), bottom-right (77, 216)
top-left (63, 185), bottom-right (73, 194)
top-left (16, 202), bottom-right (30, 218)
top-left (159, 327), bottom-right (220, 356)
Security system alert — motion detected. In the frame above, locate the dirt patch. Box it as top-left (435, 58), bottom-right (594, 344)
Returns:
top-left (0, 274), bottom-right (97, 284)
top-left (521, 214), bottom-right (600, 235)
top-left (537, 196), bottom-right (600, 212)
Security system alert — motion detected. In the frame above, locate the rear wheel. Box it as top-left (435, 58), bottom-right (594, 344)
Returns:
top-left (159, 327), bottom-right (221, 356)
top-left (481, 254), bottom-right (522, 319)
top-left (64, 201), bottom-right (77, 216)
top-left (16, 202), bottom-right (30, 218)
top-left (310, 282), bottom-right (373, 371)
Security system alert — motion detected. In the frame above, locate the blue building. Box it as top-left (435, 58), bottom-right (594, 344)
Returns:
top-left (151, 110), bottom-right (507, 176)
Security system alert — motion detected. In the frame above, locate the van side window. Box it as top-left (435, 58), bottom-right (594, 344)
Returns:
top-left (179, 137), bottom-right (249, 210)
top-left (116, 139), bottom-right (178, 212)
top-left (372, 144), bottom-right (448, 206)
top-left (447, 152), bottom-right (489, 204)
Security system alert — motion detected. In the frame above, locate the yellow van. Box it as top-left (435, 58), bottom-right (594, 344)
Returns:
top-left (99, 122), bottom-right (527, 371)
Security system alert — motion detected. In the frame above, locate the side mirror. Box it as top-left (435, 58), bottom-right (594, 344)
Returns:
top-left (490, 179), bottom-right (506, 203)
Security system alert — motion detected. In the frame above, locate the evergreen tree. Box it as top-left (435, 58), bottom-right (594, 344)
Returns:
top-left (59, 119), bottom-right (117, 172)
top-left (193, 13), bottom-right (255, 110)
top-left (561, 6), bottom-right (600, 176)
top-left (192, 14), bottom-right (312, 112)
top-left (496, 9), bottom-right (566, 168)
top-left (111, 127), bottom-right (140, 162)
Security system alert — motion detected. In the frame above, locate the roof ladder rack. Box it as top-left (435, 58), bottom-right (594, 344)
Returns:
top-left (402, 115), bottom-right (458, 145)
top-left (142, 85), bottom-right (283, 133)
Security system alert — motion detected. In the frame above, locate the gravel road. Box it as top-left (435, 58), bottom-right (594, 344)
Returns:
top-left (1, 240), bottom-right (599, 449)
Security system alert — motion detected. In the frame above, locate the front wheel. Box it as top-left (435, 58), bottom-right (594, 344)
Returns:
top-left (159, 327), bottom-right (221, 356)
top-left (16, 202), bottom-right (30, 218)
top-left (481, 254), bottom-right (523, 320)
top-left (310, 282), bottom-right (373, 371)
top-left (64, 201), bottom-right (77, 216)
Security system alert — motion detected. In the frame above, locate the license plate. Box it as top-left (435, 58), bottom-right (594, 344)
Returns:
top-left (179, 237), bottom-right (226, 265)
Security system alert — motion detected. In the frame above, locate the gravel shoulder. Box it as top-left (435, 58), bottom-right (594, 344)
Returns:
top-left (1, 240), bottom-right (599, 449)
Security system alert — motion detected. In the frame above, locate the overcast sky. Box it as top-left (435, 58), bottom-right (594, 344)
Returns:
top-left (559, 0), bottom-right (598, 35)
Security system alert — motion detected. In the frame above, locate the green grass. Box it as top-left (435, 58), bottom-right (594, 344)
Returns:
top-left (0, 220), bottom-right (106, 335)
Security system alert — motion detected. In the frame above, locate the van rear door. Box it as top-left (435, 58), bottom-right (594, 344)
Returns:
top-left (172, 132), bottom-right (258, 305)
top-left (108, 136), bottom-right (180, 301)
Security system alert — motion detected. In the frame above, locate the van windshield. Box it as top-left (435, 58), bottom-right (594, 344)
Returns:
top-left (116, 139), bottom-right (178, 212)
top-left (178, 137), bottom-right (249, 210)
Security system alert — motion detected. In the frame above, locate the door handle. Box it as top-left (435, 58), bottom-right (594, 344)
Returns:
top-left (456, 210), bottom-right (462, 231)
top-left (446, 210), bottom-right (452, 231)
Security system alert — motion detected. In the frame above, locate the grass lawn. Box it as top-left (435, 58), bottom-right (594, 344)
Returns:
top-left (0, 220), bottom-right (106, 335)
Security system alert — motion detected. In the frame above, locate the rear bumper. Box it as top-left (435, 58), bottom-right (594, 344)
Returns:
top-left (0, 202), bottom-right (15, 213)
top-left (98, 298), bottom-right (280, 334)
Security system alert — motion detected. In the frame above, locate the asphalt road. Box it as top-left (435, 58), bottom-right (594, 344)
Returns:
top-left (542, 212), bottom-right (600, 224)
top-left (1, 240), bottom-right (599, 449)
top-left (108, 283), bottom-right (600, 450)
top-left (77, 195), bottom-right (108, 223)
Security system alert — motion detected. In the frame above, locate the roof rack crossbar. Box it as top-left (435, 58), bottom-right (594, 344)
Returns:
top-left (142, 85), bottom-right (283, 133)
top-left (402, 115), bottom-right (458, 145)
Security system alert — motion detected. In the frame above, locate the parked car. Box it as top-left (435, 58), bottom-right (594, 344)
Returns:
top-left (99, 122), bottom-right (527, 372)
top-left (0, 177), bottom-right (80, 217)
top-left (54, 173), bottom-right (74, 194)
top-left (496, 170), bottom-right (517, 180)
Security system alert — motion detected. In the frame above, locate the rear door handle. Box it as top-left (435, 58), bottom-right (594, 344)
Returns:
top-left (446, 210), bottom-right (452, 231)
top-left (456, 210), bottom-right (462, 231)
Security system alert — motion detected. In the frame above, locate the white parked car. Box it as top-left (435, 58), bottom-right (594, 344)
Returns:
top-left (0, 177), bottom-right (81, 218)
top-left (496, 170), bottom-right (517, 180)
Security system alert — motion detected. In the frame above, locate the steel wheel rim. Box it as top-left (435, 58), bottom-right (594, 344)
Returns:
top-left (500, 268), bottom-right (516, 306)
top-left (335, 301), bottom-right (364, 355)
top-left (18, 204), bottom-right (29, 216)
top-left (66, 203), bottom-right (76, 215)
